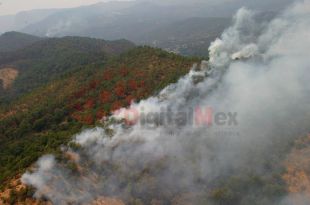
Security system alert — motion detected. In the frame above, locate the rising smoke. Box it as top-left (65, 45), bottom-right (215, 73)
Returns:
top-left (22, 1), bottom-right (310, 204)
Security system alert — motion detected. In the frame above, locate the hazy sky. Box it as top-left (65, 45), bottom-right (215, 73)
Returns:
top-left (0, 0), bottom-right (129, 15)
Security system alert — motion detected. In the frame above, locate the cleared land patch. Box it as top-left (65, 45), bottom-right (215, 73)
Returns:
top-left (0, 68), bottom-right (18, 90)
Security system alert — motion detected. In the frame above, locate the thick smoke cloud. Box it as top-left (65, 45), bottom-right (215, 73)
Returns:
top-left (22, 1), bottom-right (310, 204)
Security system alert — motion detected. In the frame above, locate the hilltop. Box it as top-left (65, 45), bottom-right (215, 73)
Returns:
top-left (0, 32), bottom-right (41, 53)
top-left (0, 34), bottom-right (135, 102)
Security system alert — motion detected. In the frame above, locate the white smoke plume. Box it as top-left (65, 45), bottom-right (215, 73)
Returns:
top-left (22, 1), bottom-right (310, 204)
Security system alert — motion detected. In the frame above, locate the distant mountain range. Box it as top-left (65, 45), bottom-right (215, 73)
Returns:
top-left (139, 17), bottom-right (231, 56)
top-left (0, 9), bottom-right (60, 34)
top-left (0, 0), bottom-right (294, 56)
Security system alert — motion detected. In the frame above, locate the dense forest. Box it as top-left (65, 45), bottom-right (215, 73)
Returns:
top-left (0, 46), bottom-right (198, 203)
top-left (0, 32), bottom-right (41, 53)
top-left (0, 34), bottom-right (135, 103)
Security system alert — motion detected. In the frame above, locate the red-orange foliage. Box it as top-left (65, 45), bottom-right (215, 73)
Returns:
top-left (96, 110), bottom-right (107, 120)
top-left (125, 95), bottom-right (135, 104)
top-left (139, 80), bottom-right (145, 88)
top-left (73, 89), bottom-right (86, 99)
top-left (128, 80), bottom-right (138, 90)
top-left (73, 103), bottom-right (83, 111)
top-left (136, 89), bottom-right (149, 99)
top-left (71, 113), bottom-right (82, 122)
top-left (100, 91), bottom-right (112, 103)
top-left (71, 112), bottom-right (95, 125)
top-left (84, 99), bottom-right (95, 109)
top-left (135, 70), bottom-right (146, 79)
top-left (103, 70), bottom-right (113, 81)
top-left (88, 80), bottom-right (99, 89)
top-left (120, 67), bottom-right (129, 77)
top-left (83, 114), bottom-right (94, 125)
top-left (114, 82), bottom-right (126, 97)
top-left (111, 101), bottom-right (123, 111)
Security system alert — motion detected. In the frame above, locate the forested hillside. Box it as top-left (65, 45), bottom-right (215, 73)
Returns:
top-left (0, 35), bottom-right (135, 103)
top-left (0, 32), bottom-right (41, 53)
top-left (0, 47), bottom-right (198, 203)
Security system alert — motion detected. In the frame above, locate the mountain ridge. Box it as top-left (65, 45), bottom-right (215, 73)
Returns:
top-left (0, 34), bottom-right (135, 102)
top-left (0, 31), bottom-right (41, 53)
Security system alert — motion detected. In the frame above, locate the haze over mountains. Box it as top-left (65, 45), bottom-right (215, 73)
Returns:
top-left (0, 0), bottom-right (295, 56)
top-left (0, 9), bottom-right (59, 34)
